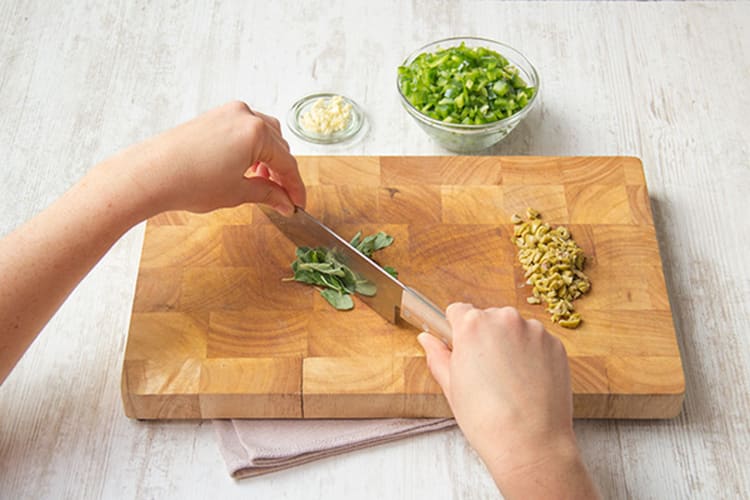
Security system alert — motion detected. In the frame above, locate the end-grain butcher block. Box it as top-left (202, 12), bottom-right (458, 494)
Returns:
top-left (122, 156), bottom-right (684, 420)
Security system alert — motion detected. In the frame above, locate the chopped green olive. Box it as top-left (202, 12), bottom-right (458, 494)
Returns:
top-left (398, 42), bottom-right (535, 124)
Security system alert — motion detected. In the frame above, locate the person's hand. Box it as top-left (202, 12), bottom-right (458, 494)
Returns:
top-left (0, 102), bottom-right (305, 385)
top-left (96, 101), bottom-right (305, 217)
top-left (418, 304), bottom-right (599, 499)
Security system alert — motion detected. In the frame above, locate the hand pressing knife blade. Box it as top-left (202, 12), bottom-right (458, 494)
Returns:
top-left (262, 207), bottom-right (453, 346)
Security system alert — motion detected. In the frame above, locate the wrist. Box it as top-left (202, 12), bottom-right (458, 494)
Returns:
top-left (482, 431), bottom-right (597, 499)
top-left (88, 144), bottom-right (172, 224)
top-left (81, 157), bottom-right (158, 231)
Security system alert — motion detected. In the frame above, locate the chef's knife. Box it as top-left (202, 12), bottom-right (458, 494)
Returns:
top-left (262, 207), bottom-right (453, 346)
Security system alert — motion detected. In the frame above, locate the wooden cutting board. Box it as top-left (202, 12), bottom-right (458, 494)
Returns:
top-left (122, 156), bottom-right (684, 420)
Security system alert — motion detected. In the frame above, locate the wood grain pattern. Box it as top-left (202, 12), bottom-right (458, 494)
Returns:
top-left (122, 156), bottom-right (684, 419)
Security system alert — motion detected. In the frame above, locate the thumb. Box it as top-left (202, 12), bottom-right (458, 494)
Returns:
top-left (417, 332), bottom-right (452, 399)
top-left (242, 176), bottom-right (295, 216)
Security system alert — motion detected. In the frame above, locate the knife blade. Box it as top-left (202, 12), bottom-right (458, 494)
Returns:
top-left (262, 206), bottom-right (453, 346)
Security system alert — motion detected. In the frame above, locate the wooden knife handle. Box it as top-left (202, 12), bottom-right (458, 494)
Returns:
top-left (400, 288), bottom-right (453, 348)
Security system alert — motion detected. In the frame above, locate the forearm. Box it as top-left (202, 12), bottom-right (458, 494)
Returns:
top-left (0, 160), bottom-right (152, 383)
top-left (484, 436), bottom-right (601, 500)
top-left (0, 103), bottom-right (304, 384)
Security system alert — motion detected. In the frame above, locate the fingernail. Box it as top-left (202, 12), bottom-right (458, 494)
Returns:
top-left (417, 332), bottom-right (429, 347)
top-left (277, 204), bottom-right (294, 217)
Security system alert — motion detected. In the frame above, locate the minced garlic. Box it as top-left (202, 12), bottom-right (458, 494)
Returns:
top-left (299, 95), bottom-right (352, 135)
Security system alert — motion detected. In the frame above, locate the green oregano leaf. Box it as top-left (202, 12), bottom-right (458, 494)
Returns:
top-left (286, 230), bottom-right (399, 311)
top-left (354, 279), bottom-right (377, 296)
top-left (320, 289), bottom-right (354, 310)
top-left (383, 266), bottom-right (399, 279)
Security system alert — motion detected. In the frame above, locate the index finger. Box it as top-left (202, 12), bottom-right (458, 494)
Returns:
top-left (254, 125), bottom-right (307, 208)
top-left (445, 302), bottom-right (475, 327)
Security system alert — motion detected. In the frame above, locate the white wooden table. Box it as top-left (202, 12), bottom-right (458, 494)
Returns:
top-left (1, 1), bottom-right (748, 498)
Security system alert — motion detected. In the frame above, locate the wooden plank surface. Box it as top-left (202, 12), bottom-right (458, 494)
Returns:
top-left (123, 156), bottom-right (684, 419)
top-left (1, 1), bottom-right (749, 499)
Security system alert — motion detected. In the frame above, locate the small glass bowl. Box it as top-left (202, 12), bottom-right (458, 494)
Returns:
top-left (287, 93), bottom-right (365, 145)
top-left (397, 36), bottom-right (540, 153)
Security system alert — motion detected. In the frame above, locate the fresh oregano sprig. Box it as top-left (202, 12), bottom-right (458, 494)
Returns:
top-left (284, 231), bottom-right (398, 310)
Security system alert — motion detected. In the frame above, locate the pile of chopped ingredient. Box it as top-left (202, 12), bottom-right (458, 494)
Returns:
top-left (398, 42), bottom-right (536, 124)
top-left (285, 231), bottom-right (397, 310)
top-left (512, 209), bottom-right (591, 329)
top-left (299, 95), bottom-right (353, 135)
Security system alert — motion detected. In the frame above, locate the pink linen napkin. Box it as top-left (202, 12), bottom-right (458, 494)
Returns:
top-left (214, 418), bottom-right (456, 479)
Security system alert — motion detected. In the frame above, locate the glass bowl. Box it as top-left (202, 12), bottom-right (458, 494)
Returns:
top-left (287, 93), bottom-right (365, 145)
top-left (397, 36), bottom-right (540, 153)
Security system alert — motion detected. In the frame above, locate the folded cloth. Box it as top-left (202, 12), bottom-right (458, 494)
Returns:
top-left (214, 418), bottom-right (456, 479)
